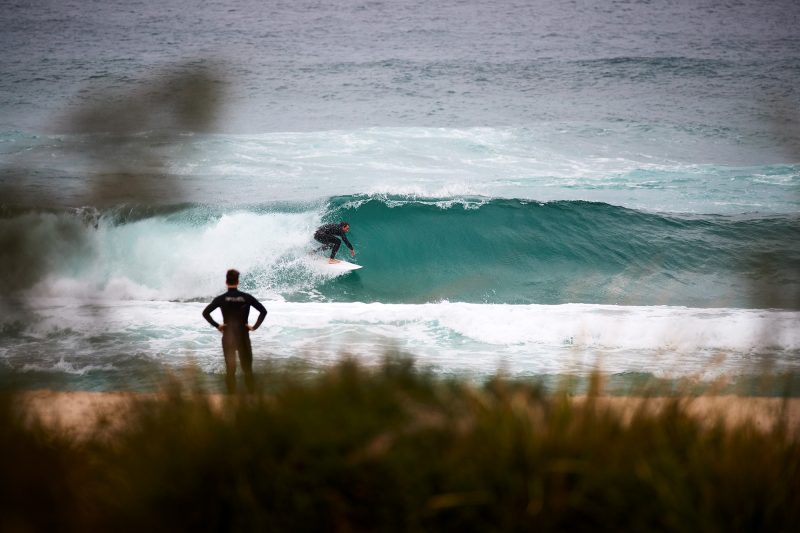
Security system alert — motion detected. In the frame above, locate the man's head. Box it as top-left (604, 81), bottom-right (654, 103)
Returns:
top-left (226, 269), bottom-right (240, 287)
top-left (340, 221), bottom-right (350, 232)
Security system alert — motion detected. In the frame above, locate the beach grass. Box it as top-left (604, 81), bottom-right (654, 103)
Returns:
top-left (2, 356), bottom-right (799, 532)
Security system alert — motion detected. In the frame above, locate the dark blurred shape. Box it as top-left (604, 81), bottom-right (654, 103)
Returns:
top-left (0, 63), bottom-right (225, 302)
top-left (0, 62), bottom-right (224, 208)
top-left (70, 68), bottom-right (221, 135)
top-left (766, 96), bottom-right (800, 162)
top-left (0, 208), bottom-right (91, 290)
top-left (65, 64), bottom-right (224, 206)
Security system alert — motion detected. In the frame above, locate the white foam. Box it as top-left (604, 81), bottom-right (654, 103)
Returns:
top-left (10, 300), bottom-right (800, 378)
top-left (28, 209), bottom-right (324, 301)
top-left (21, 357), bottom-right (116, 376)
top-left (263, 301), bottom-right (800, 353)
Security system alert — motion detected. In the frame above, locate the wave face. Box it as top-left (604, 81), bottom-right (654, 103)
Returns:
top-left (3, 196), bottom-right (798, 308)
top-left (326, 196), bottom-right (800, 306)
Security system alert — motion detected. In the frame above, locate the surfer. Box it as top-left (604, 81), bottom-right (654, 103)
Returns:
top-left (202, 269), bottom-right (267, 394)
top-left (313, 221), bottom-right (356, 264)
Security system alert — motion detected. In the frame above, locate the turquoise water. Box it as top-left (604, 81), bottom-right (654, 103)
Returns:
top-left (3, 196), bottom-right (799, 307)
top-left (1, 0), bottom-right (799, 391)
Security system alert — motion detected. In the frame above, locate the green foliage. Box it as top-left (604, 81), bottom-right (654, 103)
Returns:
top-left (2, 357), bottom-right (799, 532)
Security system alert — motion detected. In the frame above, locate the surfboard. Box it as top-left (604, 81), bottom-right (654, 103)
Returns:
top-left (311, 257), bottom-right (363, 272)
top-left (325, 259), bottom-right (362, 271)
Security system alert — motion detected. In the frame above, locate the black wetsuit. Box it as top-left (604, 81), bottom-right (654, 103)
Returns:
top-left (314, 223), bottom-right (353, 259)
top-left (202, 288), bottom-right (267, 393)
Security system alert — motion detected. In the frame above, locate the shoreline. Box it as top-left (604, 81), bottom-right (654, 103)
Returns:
top-left (12, 390), bottom-right (800, 440)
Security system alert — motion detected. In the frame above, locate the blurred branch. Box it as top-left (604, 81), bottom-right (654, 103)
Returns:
top-left (65, 63), bottom-right (224, 206)
top-left (0, 62), bottom-right (225, 302)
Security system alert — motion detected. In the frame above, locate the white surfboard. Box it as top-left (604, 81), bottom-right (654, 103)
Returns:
top-left (311, 257), bottom-right (363, 272)
top-left (325, 259), bottom-right (362, 271)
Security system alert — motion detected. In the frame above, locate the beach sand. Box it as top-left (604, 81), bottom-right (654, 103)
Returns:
top-left (13, 390), bottom-right (800, 440)
top-left (13, 390), bottom-right (225, 440)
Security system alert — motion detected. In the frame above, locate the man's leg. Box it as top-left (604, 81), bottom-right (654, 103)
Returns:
top-left (328, 238), bottom-right (341, 259)
top-left (238, 335), bottom-right (255, 394)
top-left (315, 234), bottom-right (340, 258)
top-left (222, 333), bottom-right (238, 394)
top-left (313, 233), bottom-right (333, 253)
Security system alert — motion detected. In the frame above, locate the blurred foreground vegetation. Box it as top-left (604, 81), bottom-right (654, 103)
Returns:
top-left (1, 357), bottom-right (799, 532)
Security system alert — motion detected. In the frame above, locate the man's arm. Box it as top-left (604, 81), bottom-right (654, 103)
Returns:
top-left (340, 233), bottom-right (354, 251)
top-left (249, 296), bottom-right (268, 330)
top-left (202, 297), bottom-right (222, 329)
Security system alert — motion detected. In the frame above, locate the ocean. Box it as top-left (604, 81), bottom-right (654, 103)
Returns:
top-left (1, 0), bottom-right (799, 392)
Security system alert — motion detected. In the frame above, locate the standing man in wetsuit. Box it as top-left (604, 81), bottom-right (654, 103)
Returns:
top-left (314, 221), bottom-right (356, 263)
top-left (202, 269), bottom-right (267, 394)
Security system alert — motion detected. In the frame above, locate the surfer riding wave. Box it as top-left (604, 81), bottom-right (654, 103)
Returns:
top-left (313, 221), bottom-right (356, 264)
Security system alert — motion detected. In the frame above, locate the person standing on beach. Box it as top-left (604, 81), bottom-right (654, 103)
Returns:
top-left (202, 269), bottom-right (267, 394)
top-left (313, 221), bottom-right (356, 263)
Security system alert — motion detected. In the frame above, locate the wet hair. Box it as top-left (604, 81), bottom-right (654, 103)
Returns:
top-left (226, 269), bottom-right (240, 285)
top-left (340, 221), bottom-right (349, 228)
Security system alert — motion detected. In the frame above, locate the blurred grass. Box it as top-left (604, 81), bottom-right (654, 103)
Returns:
top-left (2, 356), bottom-right (799, 532)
